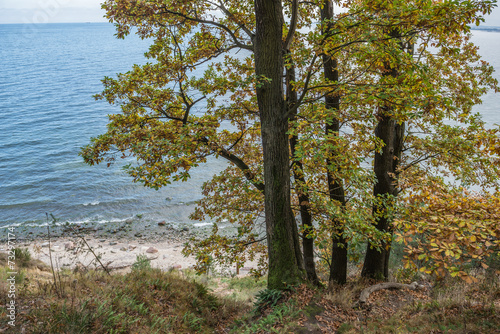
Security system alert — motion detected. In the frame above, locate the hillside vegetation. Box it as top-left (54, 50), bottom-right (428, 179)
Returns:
top-left (0, 248), bottom-right (499, 333)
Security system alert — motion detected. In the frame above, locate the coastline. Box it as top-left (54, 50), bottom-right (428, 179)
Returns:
top-left (0, 219), bottom-right (255, 276)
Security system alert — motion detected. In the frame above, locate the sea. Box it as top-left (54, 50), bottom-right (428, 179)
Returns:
top-left (0, 23), bottom-right (499, 228)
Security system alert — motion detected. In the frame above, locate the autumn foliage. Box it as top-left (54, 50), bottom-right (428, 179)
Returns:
top-left (81, 0), bottom-right (500, 286)
top-left (398, 186), bottom-right (500, 282)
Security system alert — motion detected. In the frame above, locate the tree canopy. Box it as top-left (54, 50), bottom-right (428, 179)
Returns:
top-left (82, 0), bottom-right (500, 288)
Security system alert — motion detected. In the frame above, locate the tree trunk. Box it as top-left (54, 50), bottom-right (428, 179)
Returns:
top-left (286, 56), bottom-right (319, 285)
top-left (361, 116), bottom-right (404, 279)
top-left (362, 29), bottom-right (405, 279)
top-left (254, 0), bottom-right (304, 289)
top-left (321, 0), bottom-right (348, 285)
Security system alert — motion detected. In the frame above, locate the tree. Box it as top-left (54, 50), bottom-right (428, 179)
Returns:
top-left (81, 0), bottom-right (305, 289)
top-left (254, 0), bottom-right (305, 288)
top-left (319, 0), bottom-right (348, 285)
top-left (82, 0), bottom-right (499, 287)
top-left (353, 0), bottom-right (499, 279)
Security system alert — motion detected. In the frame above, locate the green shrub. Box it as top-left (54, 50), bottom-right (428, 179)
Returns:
top-left (131, 254), bottom-right (151, 271)
top-left (14, 248), bottom-right (31, 267)
top-left (254, 289), bottom-right (283, 313)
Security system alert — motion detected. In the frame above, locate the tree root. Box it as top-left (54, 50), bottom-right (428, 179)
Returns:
top-left (357, 281), bottom-right (424, 306)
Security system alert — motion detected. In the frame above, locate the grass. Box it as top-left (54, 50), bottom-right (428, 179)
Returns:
top-left (0, 254), bottom-right (248, 333)
top-left (184, 270), bottom-right (267, 305)
top-left (0, 248), bottom-right (498, 333)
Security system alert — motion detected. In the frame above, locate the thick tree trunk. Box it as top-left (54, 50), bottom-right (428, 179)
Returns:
top-left (286, 58), bottom-right (319, 285)
top-left (321, 0), bottom-right (348, 285)
top-left (254, 0), bottom-right (304, 289)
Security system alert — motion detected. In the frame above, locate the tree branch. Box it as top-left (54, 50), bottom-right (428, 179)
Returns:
top-left (212, 0), bottom-right (255, 41)
top-left (157, 6), bottom-right (254, 52)
top-left (283, 0), bottom-right (298, 51)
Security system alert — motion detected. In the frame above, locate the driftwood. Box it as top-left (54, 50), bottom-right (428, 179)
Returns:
top-left (358, 281), bottom-right (423, 305)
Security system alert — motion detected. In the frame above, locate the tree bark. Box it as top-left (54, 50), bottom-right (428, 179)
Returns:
top-left (254, 0), bottom-right (304, 289)
top-left (321, 0), bottom-right (348, 285)
top-left (361, 116), bottom-right (404, 279)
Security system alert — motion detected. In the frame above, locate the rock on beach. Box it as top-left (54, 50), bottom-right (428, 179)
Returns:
top-left (146, 247), bottom-right (158, 254)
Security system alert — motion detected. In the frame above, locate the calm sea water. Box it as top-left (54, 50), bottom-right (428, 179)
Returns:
top-left (0, 23), bottom-right (223, 227)
top-left (0, 23), bottom-right (498, 227)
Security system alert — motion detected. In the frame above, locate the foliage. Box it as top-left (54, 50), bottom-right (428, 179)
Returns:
top-left (81, 0), bottom-right (500, 283)
top-left (13, 248), bottom-right (32, 268)
top-left (397, 186), bottom-right (500, 282)
top-left (234, 302), bottom-right (301, 334)
top-left (131, 254), bottom-right (152, 272)
top-left (253, 289), bottom-right (284, 313)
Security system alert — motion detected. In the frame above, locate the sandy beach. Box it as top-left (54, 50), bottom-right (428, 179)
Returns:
top-left (0, 219), bottom-right (256, 276)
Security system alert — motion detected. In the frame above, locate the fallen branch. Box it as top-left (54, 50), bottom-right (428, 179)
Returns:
top-left (99, 256), bottom-right (159, 272)
top-left (358, 281), bottom-right (423, 305)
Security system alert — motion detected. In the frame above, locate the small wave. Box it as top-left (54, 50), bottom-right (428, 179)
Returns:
top-left (0, 217), bottom-right (128, 229)
top-left (193, 222), bottom-right (214, 227)
top-left (83, 201), bottom-right (100, 206)
top-left (0, 223), bottom-right (23, 229)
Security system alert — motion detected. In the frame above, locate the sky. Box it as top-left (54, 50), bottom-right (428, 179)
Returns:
top-left (0, 0), bottom-right (500, 25)
top-left (0, 0), bottom-right (107, 24)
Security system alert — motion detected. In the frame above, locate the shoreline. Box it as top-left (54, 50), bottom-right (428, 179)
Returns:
top-left (0, 219), bottom-right (256, 276)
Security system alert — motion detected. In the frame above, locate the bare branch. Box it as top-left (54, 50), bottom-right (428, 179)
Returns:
top-left (284, 0), bottom-right (298, 51)
top-left (157, 6), bottom-right (254, 52)
top-left (213, 0), bottom-right (255, 41)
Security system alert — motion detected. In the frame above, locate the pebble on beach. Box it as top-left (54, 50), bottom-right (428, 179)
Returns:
top-left (64, 241), bottom-right (75, 250)
top-left (146, 246), bottom-right (158, 254)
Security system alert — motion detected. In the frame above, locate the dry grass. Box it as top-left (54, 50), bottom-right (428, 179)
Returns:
top-left (314, 275), bottom-right (500, 334)
top-left (1, 248), bottom-right (498, 334)
top-left (0, 255), bottom-right (249, 333)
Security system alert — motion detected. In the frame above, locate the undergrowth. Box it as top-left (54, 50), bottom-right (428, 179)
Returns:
top-left (0, 248), bottom-right (498, 333)
top-left (0, 256), bottom-right (247, 333)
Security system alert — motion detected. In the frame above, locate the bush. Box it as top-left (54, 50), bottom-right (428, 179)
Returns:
top-left (254, 289), bottom-right (283, 313)
top-left (131, 254), bottom-right (151, 271)
top-left (14, 248), bottom-right (32, 268)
